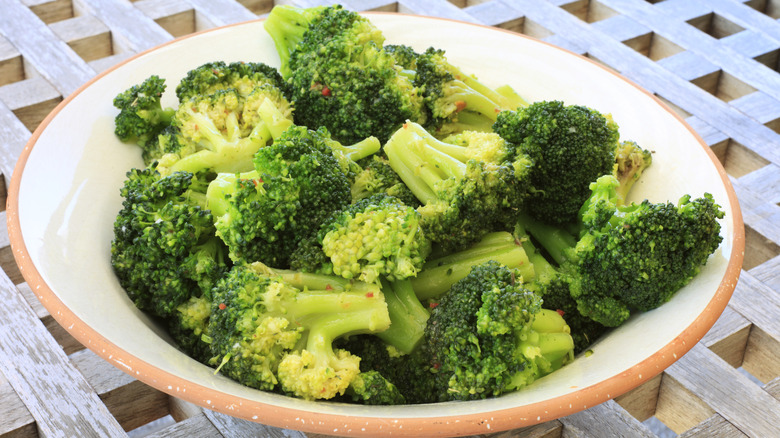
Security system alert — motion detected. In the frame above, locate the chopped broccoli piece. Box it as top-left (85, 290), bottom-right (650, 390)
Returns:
top-left (344, 370), bottom-right (406, 405)
top-left (384, 121), bottom-right (529, 251)
top-left (110, 167), bottom-right (230, 319)
top-left (493, 100), bottom-right (621, 225)
top-left (208, 261), bottom-right (390, 399)
top-left (376, 278), bottom-right (430, 354)
top-left (264, 4), bottom-right (426, 144)
top-left (113, 75), bottom-right (175, 163)
top-left (351, 155), bottom-right (420, 206)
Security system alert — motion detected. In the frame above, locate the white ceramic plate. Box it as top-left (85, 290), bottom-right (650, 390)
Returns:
top-left (7, 13), bottom-right (744, 437)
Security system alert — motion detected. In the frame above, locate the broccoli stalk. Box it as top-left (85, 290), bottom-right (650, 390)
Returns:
top-left (209, 262), bottom-right (390, 399)
top-left (410, 231), bottom-right (533, 301)
top-left (375, 279), bottom-right (430, 355)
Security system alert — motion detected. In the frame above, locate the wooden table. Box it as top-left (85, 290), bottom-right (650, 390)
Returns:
top-left (1, 0), bottom-right (778, 436)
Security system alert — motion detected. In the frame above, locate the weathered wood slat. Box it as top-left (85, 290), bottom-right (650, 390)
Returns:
top-left (185, 0), bottom-right (257, 28)
top-left (559, 399), bottom-right (655, 437)
top-left (75, 0), bottom-right (173, 53)
top-left (0, 272), bottom-right (127, 437)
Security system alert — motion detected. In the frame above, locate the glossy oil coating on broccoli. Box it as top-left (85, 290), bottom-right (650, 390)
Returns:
top-left (175, 61), bottom-right (284, 102)
top-left (208, 262), bottom-right (390, 399)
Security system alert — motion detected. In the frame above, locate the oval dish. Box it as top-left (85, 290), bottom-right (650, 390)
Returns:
top-left (7, 13), bottom-right (744, 437)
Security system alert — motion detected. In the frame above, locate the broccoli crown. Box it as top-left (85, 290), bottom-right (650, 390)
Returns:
top-left (613, 139), bottom-right (653, 203)
top-left (167, 295), bottom-right (212, 364)
top-left (351, 155), bottom-right (420, 207)
top-left (345, 370), bottom-right (406, 405)
top-left (288, 231), bottom-right (334, 275)
top-left (414, 47), bottom-right (507, 134)
top-left (110, 167), bottom-right (229, 318)
top-left (208, 262), bottom-right (390, 398)
top-left (384, 44), bottom-right (420, 70)
top-left (493, 100), bottom-right (620, 225)
top-left (571, 178), bottom-right (725, 326)
top-left (268, 5), bottom-right (425, 144)
top-left (318, 194), bottom-right (431, 283)
top-left (384, 122), bottom-right (527, 251)
top-left (113, 75), bottom-right (175, 156)
top-left (175, 61), bottom-right (284, 103)
top-left (417, 261), bottom-right (573, 402)
top-left (208, 125), bottom-right (352, 266)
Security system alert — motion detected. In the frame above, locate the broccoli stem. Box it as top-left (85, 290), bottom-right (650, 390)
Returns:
top-left (495, 84), bottom-right (528, 109)
top-left (330, 135), bottom-right (382, 162)
top-left (515, 213), bottom-right (577, 266)
top-left (384, 121), bottom-right (467, 205)
top-left (411, 231), bottom-right (533, 300)
top-left (375, 279), bottom-right (430, 354)
top-left (263, 5), bottom-right (325, 77)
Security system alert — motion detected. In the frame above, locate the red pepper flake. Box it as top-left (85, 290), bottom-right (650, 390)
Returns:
top-left (194, 124), bottom-right (199, 131)
top-left (429, 302), bottom-right (439, 309)
top-left (321, 387), bottom-right (327, 393)
top-left (556, 309), bottom-right (565, 317)
top-left (212, 69), bottom-right (220, 75)
top-left (252, 178), bottom-right (263, 187)
top-left (325, 284), bottom-right (334, 291)
top-left (432, 362), bottom-right (440, 369)
top-left (454, 100), bottom-right (467, 112)
top-left (365, 292), bottom-right (374, 298)
top-left (218, 303), bottom-right (227, 310)
top-left (321, 86), bottom-right (331, 97)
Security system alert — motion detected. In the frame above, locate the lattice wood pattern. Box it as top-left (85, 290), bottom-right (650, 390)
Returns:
top-left (1, 1), bottom-right (778, 437)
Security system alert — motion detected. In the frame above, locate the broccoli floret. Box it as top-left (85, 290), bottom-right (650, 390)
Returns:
top-left (110, 167), bottom-right (230, 319)
top-left (410, 231), bottom-right (533, 301)
top-left (613, 139), bottom-right (653, 203)
top-left (206, 126), bottom-right (362, 266)
top-left (159, 85), bottom-right (293, 177)
top-left (264, 4), bottom-right (426, 144)
top-left (175, 61), bottom-right (284, 103)
top-left (351, 155), bottom-right (420, 206)
top-left (384, 121), bottom-right (529, 251)
top-left (414, 261), bottom-right (574, 402)
top-left (317, 194), bottom-right (431, 283)
top-left (518, 175), bottom-right (725, 327)
top-left (113, 75), bottom-right (175, 163)
top-left (208, 262), bottom-right (390, 399)
top-left (493, 100), bottom-right (621, 225)
top-left (344, 370), bottom-right (406, 405)
top-left (167, 295), bottom-right (212, 364)
top-left (413, 47), bottom-right (515, 135)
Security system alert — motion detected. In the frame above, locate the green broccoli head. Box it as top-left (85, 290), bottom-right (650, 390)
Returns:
top-left (571, 176), bottom-right (725, 326)
top-left (345, 370), bottom-right (406, 405)
top-left (384, 121), bottom-right (528, 251)
top-left (266, 5), bottom-right (426, 144)
top-left (351, 155), bottom-right (420, 207)
top-left (113, 75), bottom-right (175, 160)
top-left (110, 167), bottom-right (230, 318)
top-left (318, 194), bottom-right (431, 283)
top-left (161, 85), bottom-right (293, 177)
top-left (418, 261), bottom-right (574, 402)
top-left (175, 61), bottom-right (284, 103)
top-left (208, 262), bottom-right (390, 398)
top-left (493, 100), bottom-right (620, 225)
top-left (167, 295), bottom-right (212, 364)
top-left (206, 125), bottom-right (352, 267)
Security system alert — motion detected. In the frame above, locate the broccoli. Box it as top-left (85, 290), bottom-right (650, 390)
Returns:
top-left (410, 231), bottom-right (533, 301)
top-left (175, 61), bottom-right (284, 103)
top-left (208, 262), bottom-right (390, 399)
top-left (343, 370), bottom-right (406, 405)
top-left (158, 85), bottom-right (293, 177)
top-left (408, 261), bottom-right (574, 402)
top-left (113, 75), bottom-right (176, 163)
top-left (493, 100), bottom-right (621, 225)
top-left (264, 4), bottom-right (426, 144)
top-left (351, 155), bottom-right (420, 206)
top-left (317, 194), bottom-right (431, 283)
top-left (110, 167), bottom-right (230, 319)
top-left (167, 295), bottom-right (212, 364)
top-left (206, 125), bottom-right (376, 266)
top-left (376, 278), bottom-right (430, 355)
top-left (518, 175), bottom-right (725, 327)
top-left (384, 121), bottom-right (529, 251)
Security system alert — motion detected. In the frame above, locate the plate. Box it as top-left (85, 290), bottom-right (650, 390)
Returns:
top-left (7, 13), bottom-right (744, 437)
